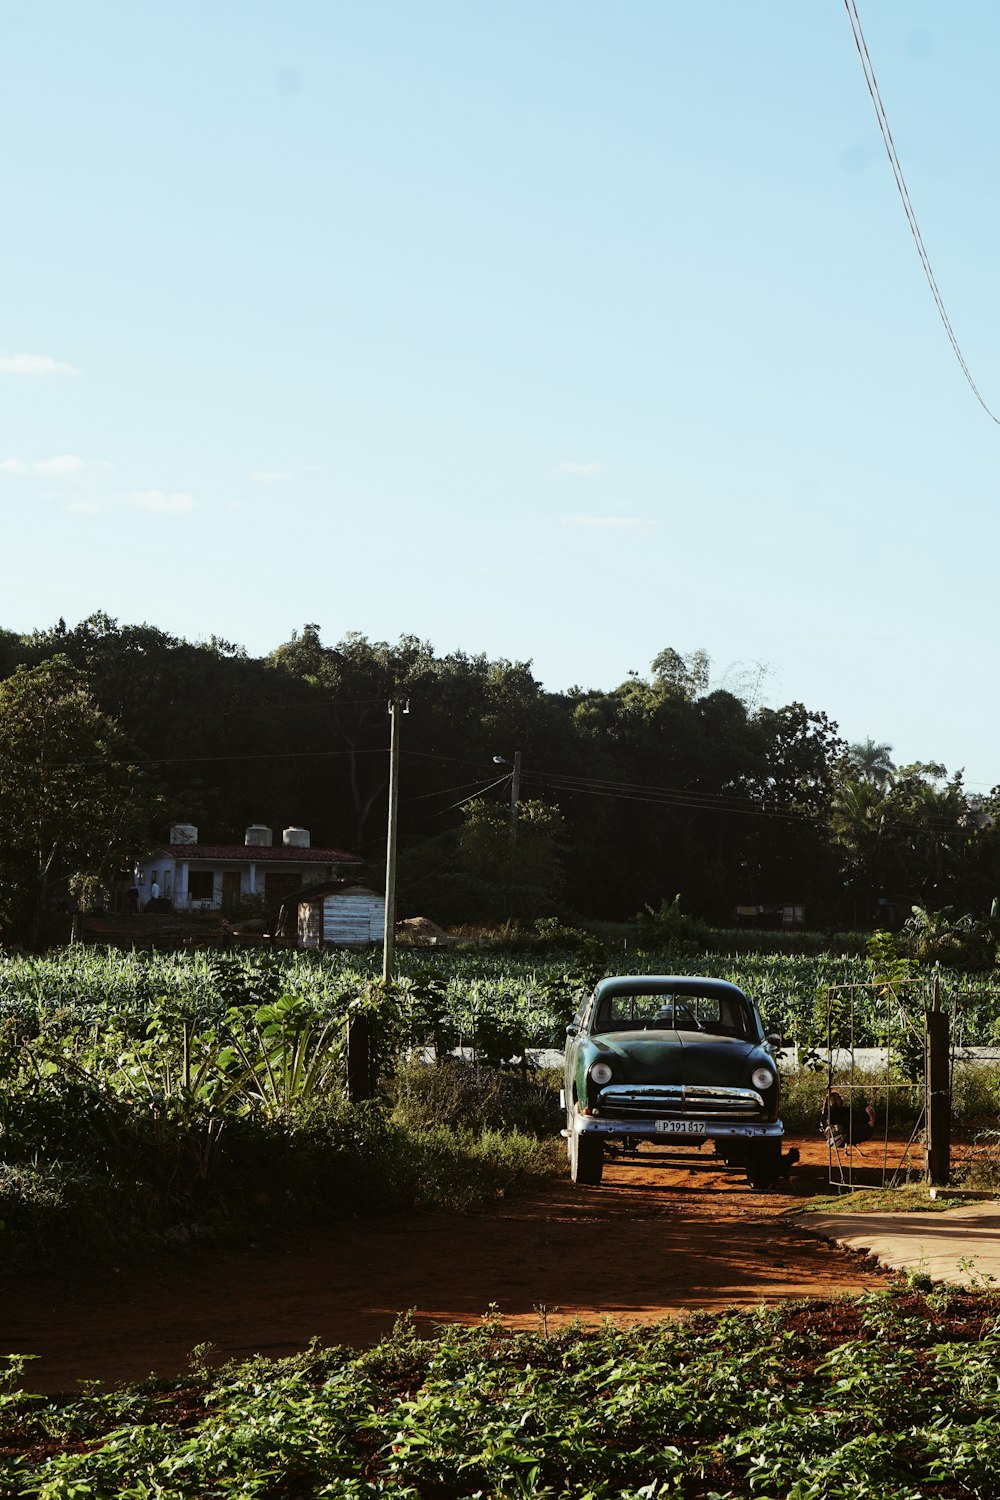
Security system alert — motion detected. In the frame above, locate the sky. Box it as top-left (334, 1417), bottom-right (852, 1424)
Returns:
top-left (4, 2), bottom-right (1000, 786)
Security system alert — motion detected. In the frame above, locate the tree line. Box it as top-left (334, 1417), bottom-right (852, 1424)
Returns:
top-left (1, 614), bottom-right (998, 943)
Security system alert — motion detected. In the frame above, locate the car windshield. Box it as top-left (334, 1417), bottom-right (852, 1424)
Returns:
top-left (594, 990), bottom-right (752, 1038)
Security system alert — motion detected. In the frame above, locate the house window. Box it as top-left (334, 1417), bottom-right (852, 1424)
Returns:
top-left (188, 871), bottom-right (214, 901)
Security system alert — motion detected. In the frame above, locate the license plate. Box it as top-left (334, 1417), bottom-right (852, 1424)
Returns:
top-left (655, 1119), bottom-right (707, 1135)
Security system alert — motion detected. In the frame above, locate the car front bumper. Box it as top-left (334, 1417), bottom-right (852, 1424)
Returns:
top-left (569, 1113), bottom-right (784, 1142)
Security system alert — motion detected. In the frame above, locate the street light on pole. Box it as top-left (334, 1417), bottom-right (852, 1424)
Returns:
top-left (492, 751), bottom-right (521, 844)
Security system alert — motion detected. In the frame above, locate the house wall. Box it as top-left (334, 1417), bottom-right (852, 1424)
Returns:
top-left (136, 853), bottom-right (356, 912)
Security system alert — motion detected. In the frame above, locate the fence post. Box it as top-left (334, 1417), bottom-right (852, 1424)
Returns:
top-left (346, 1013), bottom-right (373, 1102)
top-left (925, 994), bottom-right (951, 1187)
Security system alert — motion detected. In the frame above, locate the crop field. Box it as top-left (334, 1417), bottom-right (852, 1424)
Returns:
top-left (3, 944), bottom-right (1000, 1051)
top-left (5, 1287), bottom-right (1000, 1498)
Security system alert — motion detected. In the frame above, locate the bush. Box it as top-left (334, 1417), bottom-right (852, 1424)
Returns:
top-left (636, 894), bottom-right (710, 952)
top-left (0, 1095), bottom-right (565, 1269)
top-left (951, 1061), bottom-right (1000, 1130)
top-left (390, 1059), bottom-right (561, 1137)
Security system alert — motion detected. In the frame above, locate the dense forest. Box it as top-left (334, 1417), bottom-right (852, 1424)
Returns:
top-left (1, 613), bottom-right (998, 940)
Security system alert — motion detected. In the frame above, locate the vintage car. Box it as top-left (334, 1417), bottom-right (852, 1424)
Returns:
top-left (562, 974), bottom-right (785, 1188)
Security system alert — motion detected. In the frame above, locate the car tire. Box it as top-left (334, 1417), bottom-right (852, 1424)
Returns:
top-left (570, 1128), bottom-right (604, 1185)
top-left (746, 1141), bottom-right (781, 1190)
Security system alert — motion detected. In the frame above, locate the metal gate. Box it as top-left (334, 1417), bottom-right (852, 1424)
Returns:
top-left (817, 978), bottom-right (945, 1191)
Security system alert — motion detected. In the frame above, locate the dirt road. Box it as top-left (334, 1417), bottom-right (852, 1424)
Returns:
top-left (3, 1139), bottom-right (884, 1392)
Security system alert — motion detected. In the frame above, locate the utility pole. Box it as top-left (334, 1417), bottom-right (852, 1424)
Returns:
top-left (347, 697), bottom-right (404, 1101)
top-left (382, 698), bottom-right (403, 982)
top-left (509, 749), bottom-right (521, 845)
top-left (925, 972), bottom-right (951, 1187)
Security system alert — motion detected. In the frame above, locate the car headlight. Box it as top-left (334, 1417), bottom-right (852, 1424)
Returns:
top-left (590, 1061), bottom-right (614, 1086)
top-left (751, 1066), bottom-right (775, 1091)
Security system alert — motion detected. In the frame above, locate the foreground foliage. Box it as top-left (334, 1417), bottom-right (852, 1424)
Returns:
top-left (3, 1288), bottom-right (1000, 1498)
top-left (0, 950), bottom-right (565, 1266)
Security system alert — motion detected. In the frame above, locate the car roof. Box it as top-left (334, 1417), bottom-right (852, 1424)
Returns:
top-left (593, 975), bottom-right (751, 1003)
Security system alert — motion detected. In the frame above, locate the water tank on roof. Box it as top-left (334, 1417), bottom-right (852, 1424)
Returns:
top-left (170, 824), bottom-right (198, 844)
top-left (283, 827), bottom-right (311, 848)
top-left (245, 824), bottom-right (273, 846)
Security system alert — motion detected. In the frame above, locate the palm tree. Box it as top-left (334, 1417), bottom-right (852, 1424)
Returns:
top-left (846, 738), bottom-right (896, 788)
top-left (830, 777), bottom-right (892, 924)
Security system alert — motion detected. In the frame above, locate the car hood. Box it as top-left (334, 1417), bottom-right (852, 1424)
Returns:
top-left (590, 1030), bottom-right (766, 1088)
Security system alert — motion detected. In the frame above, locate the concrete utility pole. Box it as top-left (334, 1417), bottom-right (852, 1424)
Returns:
top-left (925, 973), bottom-right (951, 1187)
top-left (509, 749), bottom-right (521, 845)
top-left (382, 698), bottom-right (404, 982)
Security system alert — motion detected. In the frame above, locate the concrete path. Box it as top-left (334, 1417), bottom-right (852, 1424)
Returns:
top-left (797, 1200), bottom-right (1000, 1287)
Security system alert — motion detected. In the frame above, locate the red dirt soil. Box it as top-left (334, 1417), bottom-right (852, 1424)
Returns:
top-left (2, 1138), bottom-right (889, 1393)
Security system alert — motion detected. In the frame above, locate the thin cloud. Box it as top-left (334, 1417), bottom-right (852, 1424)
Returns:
top-left (36, 454), bottom-right (87, 476)
top-left (0, 353), bottom-right (78, 375)
top-left (562, 514), bottom-right (654, 531)
top-left (1, 455), bottom-right (113, 477)
top-left (557, 461), bottom-right (605, 477)
top-left (36, 455), bottom-right (113, 477)
top-left (63, 498), bottom-right (110, 514)
top-left (251, 470), bottom-right (294, 485)
top-left (128, 489), bottom-right (197, 513)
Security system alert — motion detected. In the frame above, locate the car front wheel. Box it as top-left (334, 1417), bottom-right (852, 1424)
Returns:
top-left (569, 1127), bottom-right (604, 1185)
top-left (746, 1141), bottom-right (782, 1190)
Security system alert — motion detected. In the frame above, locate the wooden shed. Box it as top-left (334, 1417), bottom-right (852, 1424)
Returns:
top-left (297, 884), bottom-right (385, 948)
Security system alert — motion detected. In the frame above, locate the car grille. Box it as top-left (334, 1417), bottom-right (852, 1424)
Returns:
top-left (596, 1084), bottom-right (765, 1120)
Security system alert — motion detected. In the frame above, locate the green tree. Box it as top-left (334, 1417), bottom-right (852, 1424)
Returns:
top-left (845, 736), bottom-right (896, 788)
top-left (0, 657), bottom-right (157, 944)
top-left (458, 797), bottom-right (566, 916)
top-left (830, 762), bottom-right (971, 922)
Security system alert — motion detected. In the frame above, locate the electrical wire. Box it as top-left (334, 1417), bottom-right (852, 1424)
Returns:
top-left (19, 721), bottom-right (981, 844)
top-left (526, 765), bottom-right (769, 812)
top-left (844, 0), bottom-right (1000, 423)
top-left (410, 773), bottom-right (513, 823)
top-left (407, 774), bottom-right (507, 803)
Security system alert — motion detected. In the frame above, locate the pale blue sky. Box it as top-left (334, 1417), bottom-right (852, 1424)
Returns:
top-left (4, 2), bottom-right (1000, 783)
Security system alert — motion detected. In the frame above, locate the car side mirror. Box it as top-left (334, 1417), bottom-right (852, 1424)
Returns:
top-left (767, 1032), bottom-right (783, 1049)
top-left (566, 1023), bottom-right (579, 1038)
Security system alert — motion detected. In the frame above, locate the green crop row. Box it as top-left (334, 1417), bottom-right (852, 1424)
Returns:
top-left (4, 1287), bottom-right (1000, 1498)
top-left (2, 945), bottom-right (1000, 1050)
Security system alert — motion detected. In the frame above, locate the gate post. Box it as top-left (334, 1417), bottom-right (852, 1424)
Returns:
top-left (925, 988), bottom-right (951, 1187)
top-left (347, 1014), bottom-right (373, 1102)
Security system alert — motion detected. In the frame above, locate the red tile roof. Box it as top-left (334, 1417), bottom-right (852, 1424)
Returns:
top-left (156, 844), bottom-right (362, 864)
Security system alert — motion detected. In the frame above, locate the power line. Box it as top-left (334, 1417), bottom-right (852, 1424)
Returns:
top-left (411, 773), bottom-right (514, 824)
top-left (844, 0), bottom-right (1000, 423)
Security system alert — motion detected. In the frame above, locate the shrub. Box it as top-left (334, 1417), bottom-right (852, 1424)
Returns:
top-left (390, 1059), bottom-right (561, 1136)
top-left (951, 1061), bottom-right (1000, 1130)
top-left (636, 894), bottom-right (710, 952)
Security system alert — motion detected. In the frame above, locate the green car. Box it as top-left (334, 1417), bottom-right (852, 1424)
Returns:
top-left (562, 975), bottom-right (785, 1188)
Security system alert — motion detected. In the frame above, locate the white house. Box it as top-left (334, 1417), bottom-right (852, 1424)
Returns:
top-left (135, 824), bottom-right (364, 912)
